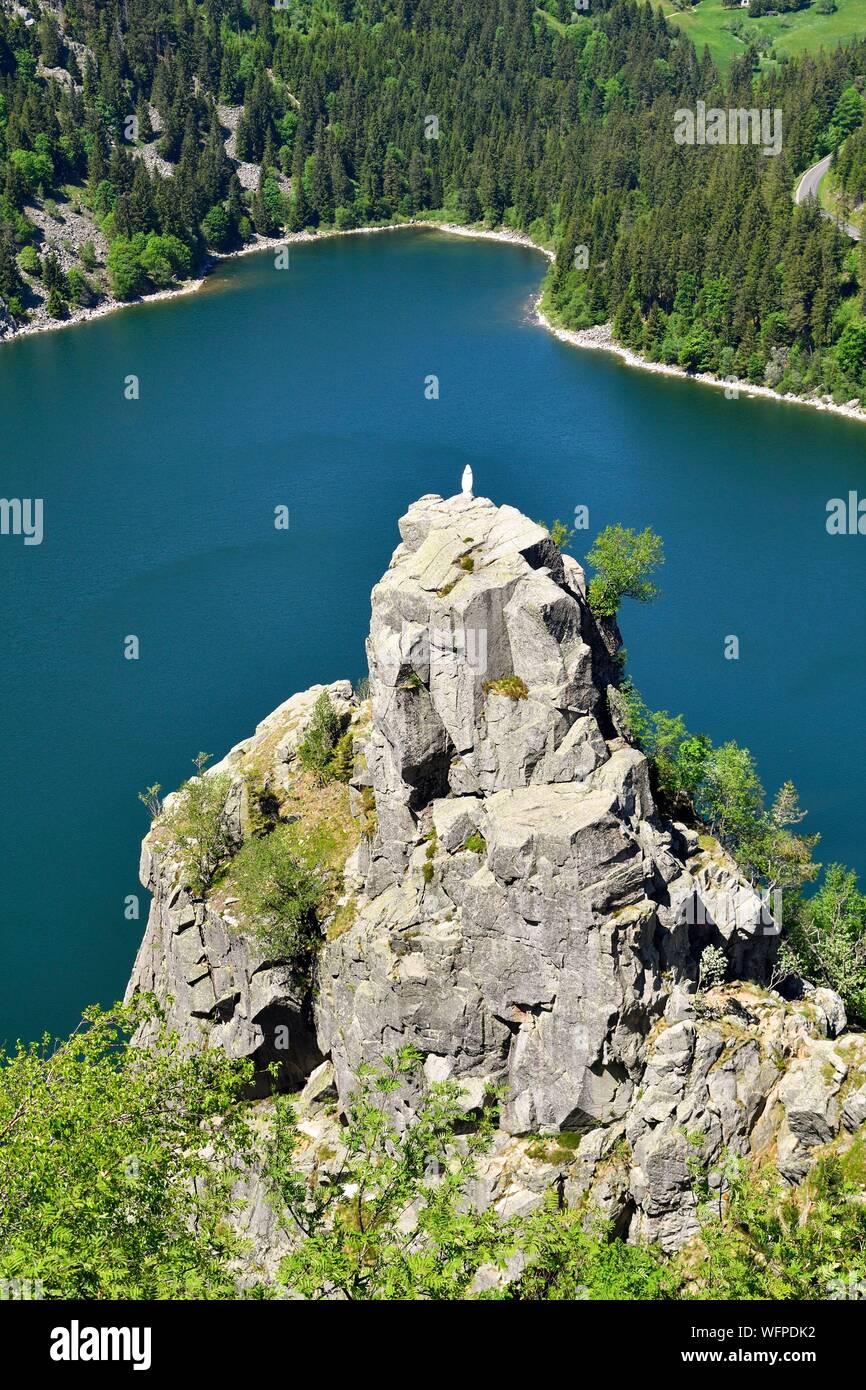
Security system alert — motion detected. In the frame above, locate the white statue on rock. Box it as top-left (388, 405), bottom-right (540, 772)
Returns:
top-left (461, 465), bottom-right (473, 498)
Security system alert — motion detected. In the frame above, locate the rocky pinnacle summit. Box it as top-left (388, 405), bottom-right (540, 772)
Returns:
top-left (127, 489), bottom-right (865, 1256)
top-left (318, 490), bottom-right (776, 1139)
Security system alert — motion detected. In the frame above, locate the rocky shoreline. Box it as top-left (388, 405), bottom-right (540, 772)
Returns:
top-left (0, 219), bottom-right (549, 347)
top-left (5, 216), bottom-right (864, 428)
top-left (536, 309), bottom-right (866, 426)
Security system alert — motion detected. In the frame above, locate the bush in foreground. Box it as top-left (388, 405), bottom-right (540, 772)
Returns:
top-left (3, 1016), bottom-right (865, 1301)
top-left (0, 998), bottom-right (254, 1300)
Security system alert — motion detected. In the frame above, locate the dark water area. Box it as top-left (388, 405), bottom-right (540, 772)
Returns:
top-left (1, 226), bottom-right (864, 1044)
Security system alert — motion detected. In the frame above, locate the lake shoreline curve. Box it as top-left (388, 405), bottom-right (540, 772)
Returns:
top-left (6, 217), bottom-right (866, 427)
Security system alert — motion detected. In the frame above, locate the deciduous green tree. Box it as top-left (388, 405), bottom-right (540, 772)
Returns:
top-left (0, 998), bottom-right (254, 1299)
top-left (586, 525), bottom-right (664, 617)
top-left (267, 1048), bottom-right (512, 1300)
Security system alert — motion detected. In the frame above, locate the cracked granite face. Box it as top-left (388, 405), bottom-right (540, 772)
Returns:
top-left (315, 493), bottom-right (777, 1140)
top-left (127, 491), bottom-right (865, 1252)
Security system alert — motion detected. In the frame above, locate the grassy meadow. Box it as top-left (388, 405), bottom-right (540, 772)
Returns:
top-left (657, 0), bottom-right (866, 69)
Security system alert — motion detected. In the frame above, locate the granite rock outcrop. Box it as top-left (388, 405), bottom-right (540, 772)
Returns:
top-left (127, 490), bottom-right (865, 1251)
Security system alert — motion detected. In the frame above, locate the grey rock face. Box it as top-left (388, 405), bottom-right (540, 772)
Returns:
top-left (129, 866), bottom-right (322, 1094)
top-left (317, 493), bottom-right (778, 1155)
top-left (126, 682), bottom-right (357, 1091)
top-left (128, 490), bottom-right (866, 1257)
top-left (625, 983), bottom-right (866, 1249)
top-left (361, 495), bottom-right (605, 884)
top-left (810, 987), bottom-right (848, 1039)
top-left (772, 1039), bottom-right (856, 1182)
top-left (843, 1084), bottom-right (866, 1132)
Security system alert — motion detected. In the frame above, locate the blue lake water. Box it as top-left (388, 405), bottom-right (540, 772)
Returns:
top-left (1, 226), bottom-right (864, 1045)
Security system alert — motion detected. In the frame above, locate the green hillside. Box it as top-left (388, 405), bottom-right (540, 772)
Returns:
top-left (659, 0), bottom-right (866, 70)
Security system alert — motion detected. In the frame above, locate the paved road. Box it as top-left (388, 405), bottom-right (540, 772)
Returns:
top-left (795, 153), bottom-right (862, 241)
